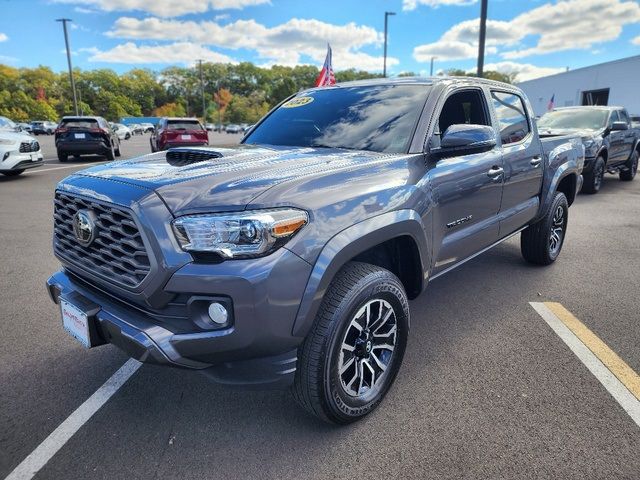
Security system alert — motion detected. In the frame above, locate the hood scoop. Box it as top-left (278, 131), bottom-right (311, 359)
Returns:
top-left (166, 148), bottom-right (223, 166)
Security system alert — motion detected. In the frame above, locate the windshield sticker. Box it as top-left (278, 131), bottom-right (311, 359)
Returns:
top-left (282, 96), bottom-right (314, 108)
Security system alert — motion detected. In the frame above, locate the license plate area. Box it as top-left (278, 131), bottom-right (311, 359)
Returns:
top-left (74, 133), bottom-right (86, 139)
top-left (181, 134), bottom-right (191, 140)
top-left (59, 294), bottom-right (103, 348)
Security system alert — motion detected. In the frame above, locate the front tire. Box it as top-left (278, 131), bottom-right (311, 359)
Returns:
top-left (582, 156), bottom-right (605, 194)
top-left (521, 192), bottom-right (569, 266)
top-left (620, 150), bottom-right (638, 181)
top-left (292, 262), bottom-right (409, 424)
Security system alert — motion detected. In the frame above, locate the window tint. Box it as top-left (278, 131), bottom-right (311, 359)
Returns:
top-left (437, 89), bottom-right (490, 135)
top-left (60, 118), bottom-right (99, 129)
top-left (167, 120), bottom-right (203, 130)
top-left (244, 85), bottom-right (430, 154)
top-left (609, 110), bottom-right (619, 126)
top-left (491, 91), bottom-right (530, 145)
top-left (618, 110), bottom-right (629, 123)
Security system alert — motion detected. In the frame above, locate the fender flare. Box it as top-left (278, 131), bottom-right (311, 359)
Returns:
top-left (291, 209), bottom-right (430, 337)
top-left (537, 164), bottom-right (578, 221)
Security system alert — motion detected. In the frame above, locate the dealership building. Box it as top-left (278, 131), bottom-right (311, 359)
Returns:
top-left (517, 55), bottom-right (640, 117)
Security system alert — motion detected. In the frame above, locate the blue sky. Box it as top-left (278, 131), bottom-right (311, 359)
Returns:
top-left (0, 0), bottom-right (639, 82)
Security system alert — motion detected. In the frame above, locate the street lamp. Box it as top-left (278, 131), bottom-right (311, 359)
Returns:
top-left (197, 59), bottom-right (206, 120)
top-left (56, 18), bottom-right (78, 115)
top-left (477, 0), bottom-right (488, 77)
top-left (383, 11), bottom-right (396, 78)
top-left (430, 57), bottom-right (437, 76)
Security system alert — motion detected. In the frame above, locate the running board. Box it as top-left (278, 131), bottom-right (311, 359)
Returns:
top-left (430, 227), bottom-right (527, 281)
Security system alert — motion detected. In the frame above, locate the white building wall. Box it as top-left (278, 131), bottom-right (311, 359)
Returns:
top-left (517, 55), bottom-right (640, 117)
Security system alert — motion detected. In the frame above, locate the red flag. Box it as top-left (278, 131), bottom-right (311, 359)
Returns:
top-left (314, 44), bottom-right (335, 87)
top-left (547, 94), bottom-right (555, 111)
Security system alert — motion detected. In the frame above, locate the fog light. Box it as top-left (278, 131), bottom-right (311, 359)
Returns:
top-left (207, 302), bottom-right (228, 325)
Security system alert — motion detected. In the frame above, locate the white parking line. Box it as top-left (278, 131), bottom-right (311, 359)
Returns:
top-left (24, 162), bottom-right (106, 174)
top-left (5, 359), bottom-right (141, 480)
top-left (530, 302), bottom-right (640, 427)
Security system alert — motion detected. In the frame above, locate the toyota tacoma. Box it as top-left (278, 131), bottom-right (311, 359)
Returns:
top-left (47, 77), bottom-right (584, 424)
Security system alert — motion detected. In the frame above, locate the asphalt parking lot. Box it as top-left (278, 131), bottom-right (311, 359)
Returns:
top-left (1, 136), bottom-right (639, 479)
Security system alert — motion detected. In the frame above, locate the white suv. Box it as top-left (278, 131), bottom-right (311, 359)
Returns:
top-left (0, 116), bottom-right (44, 176)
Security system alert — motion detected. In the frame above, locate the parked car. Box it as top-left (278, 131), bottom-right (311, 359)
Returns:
top-left (128, 123), bottom-right (144, 135)
top-left (0, 127), bottom-right (43, 176)
top-left (31, 121), bottom-right (58, 135)
top-left (225, 124), bottom-right (242, 134)
top-left (17, 122), bottom-right (32, 133)
top-left (47, 77), bottom-right (584, 424)
top-left (538, 106), bottom-right (639, 193)
top-left (54, 116), bottom-right (121, 162)
top-left (141, 122), bottom-right (155, 133)
top-left (0, 116), bottom-right (21, 132)
top-left (112, 123), bottom-right (132, 140)
top-left (214, 124), bottom-right (224, 132)
top-left (150, 117), bottom-right (208, 152)
top-left (631, 114), bottom-right (640, 128)
top-left (205, 123), bottom-right (215, 131)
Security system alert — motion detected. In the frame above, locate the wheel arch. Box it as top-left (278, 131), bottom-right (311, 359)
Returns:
top-left (291, 209), bottom-right (430, 338)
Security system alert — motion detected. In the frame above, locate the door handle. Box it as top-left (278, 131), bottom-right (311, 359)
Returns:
top-left (530, 156), bottom-right (542, 167)
top-left (487, 166), bottom-right (504, 178)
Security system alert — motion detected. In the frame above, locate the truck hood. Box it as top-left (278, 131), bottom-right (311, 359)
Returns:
top-left (75, 145), bottom-right (403, 215)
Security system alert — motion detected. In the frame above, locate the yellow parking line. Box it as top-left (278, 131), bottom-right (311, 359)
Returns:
top-left (544, 302), bottom-right (640, 401)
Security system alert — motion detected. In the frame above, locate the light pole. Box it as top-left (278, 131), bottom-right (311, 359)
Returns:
top-left (477, 0), bottom-right (488, 77)
top-left (56, 18), bottom-right (78, 115)
top-left (383, 11), bottom-right (396, 78)
top-left (197, 59), bottom-right (206, 120)
top-left (430, 57), bottom-right (437, 76)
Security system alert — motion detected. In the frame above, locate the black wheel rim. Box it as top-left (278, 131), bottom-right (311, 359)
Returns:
top-left (338, 299), bottom-right (397, 398)
top-left (549, 205), bottom-right (565, 256)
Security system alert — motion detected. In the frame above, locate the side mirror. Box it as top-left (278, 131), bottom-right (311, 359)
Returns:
top-left (611, 121), bottom-right (628, 131)
top-left (431, 124), bottom-right (497, 158)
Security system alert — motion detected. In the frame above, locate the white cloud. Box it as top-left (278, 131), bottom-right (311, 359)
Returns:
top-left (53, 0), bottom-right (270, 17)
top-left (0, 33), bottom-right (8, 42)
top-left (632, 35), bottom-right (640, 45)
top-left (88, 42), bottom-right (237, 64)
top-left (104, 17), bottom-right (397, 71)
top-left (403, 0), bottom-right (477, 11)
top-left (413, 0), bottom-right (640, 62)
top-left (480, 61), bottom-right (565, 82)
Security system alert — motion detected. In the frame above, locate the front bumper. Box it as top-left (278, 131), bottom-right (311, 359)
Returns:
top-left (47, 245), bottom-right (311, 388)
top-left (0, 149), bottom-right (44, 171)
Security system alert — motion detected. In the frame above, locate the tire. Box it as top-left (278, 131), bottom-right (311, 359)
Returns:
top-left (150, 139), bottom-right (156, 153)
top-left (106, 144), bottom-right (115, 161)
top-left (2, 169), bottom-right (24, 176)
top-left (521, 192), bottom-right (569, 266)
top-left (582, 156), bottom-right (605, 194)
top-left (292, 261), bottom-right (409, 424)
top-left (57, 151), bottom-right (68, 163)
top-left (115, 143), bottom-right (121, 157)
top-left (620, 150), bottom-right (638, 182)
top-left (125, 133), bottom-right (131, 140)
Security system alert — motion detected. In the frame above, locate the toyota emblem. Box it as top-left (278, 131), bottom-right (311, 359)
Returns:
top-left (72, 210), bottom-right (97, 246)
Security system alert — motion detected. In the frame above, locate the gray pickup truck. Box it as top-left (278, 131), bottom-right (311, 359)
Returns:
top-left (47, 77), bottom-right (584, 424)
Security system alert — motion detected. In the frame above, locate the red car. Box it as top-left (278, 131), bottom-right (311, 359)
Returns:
top-left (150, 117), bottom-right (209, 152)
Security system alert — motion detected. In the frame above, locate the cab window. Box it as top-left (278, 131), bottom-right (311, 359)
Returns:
top-left (491, 91), bottom-right (530, 145)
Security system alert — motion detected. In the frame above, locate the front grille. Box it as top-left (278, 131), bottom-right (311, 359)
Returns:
top-left (53, 192), bottom-right (151, 289)
top-left (19, 141), bottom-right (39, 153)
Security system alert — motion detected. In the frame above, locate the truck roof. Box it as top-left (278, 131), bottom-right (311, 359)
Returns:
top-left (551, 106), bottom-right (625, 112)
top-left (311, 75), bottom-right (517, 90)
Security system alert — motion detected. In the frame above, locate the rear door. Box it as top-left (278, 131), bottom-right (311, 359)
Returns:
top-left (427, 87), bottom-right (504, 275)
top-left (617, 109), bottom-right (635, 162)
top-left (607, 110), bottom-right (626, 165)
top-left (490, 90), bottom-right (543, 236)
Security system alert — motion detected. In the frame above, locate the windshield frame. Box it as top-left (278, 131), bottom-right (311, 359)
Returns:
top-left (241, 84), bottom-right (431, 154)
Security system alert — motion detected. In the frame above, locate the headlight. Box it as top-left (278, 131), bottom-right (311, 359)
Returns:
top-left (172, 208), bottom-right (308, 259)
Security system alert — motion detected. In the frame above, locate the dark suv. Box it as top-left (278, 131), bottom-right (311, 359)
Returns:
top-left (55, 116), bottom-right (121, 162)
top-left (150, 117), bottom-right (208, 152)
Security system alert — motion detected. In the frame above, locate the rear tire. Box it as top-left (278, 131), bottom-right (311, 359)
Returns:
top-left (582, 156), bottom-right (605, 194)
top-left (106, 144), bottom-right (115, 161)
top-left (521, 192), bottom-right (569, 266)
top-left (292, 262), bottom-right (409, 424)
top-left (620, 150), bottom-right (638, 181)
top-left (57, 151), bottom-right (68, 163)
top-left (115, 144), bottom-right (121, 157)
top-left (2, 170), bottom-right (24, 176)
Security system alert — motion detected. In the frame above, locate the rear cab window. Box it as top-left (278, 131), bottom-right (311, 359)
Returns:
top-left (491, 91), bottom-right (530, 145)
top-left (60, 118), bottom-right (99, 129)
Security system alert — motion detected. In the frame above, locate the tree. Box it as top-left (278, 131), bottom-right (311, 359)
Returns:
top-left (152, 102), bottom-right (186, 117)
top-left (213, 88), bottom-right (233, 123)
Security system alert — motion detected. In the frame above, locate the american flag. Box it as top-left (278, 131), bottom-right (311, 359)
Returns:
top-left (315, 44), bottom-right (336, 87)
top-left (547, 94), bottom-right (555, 111)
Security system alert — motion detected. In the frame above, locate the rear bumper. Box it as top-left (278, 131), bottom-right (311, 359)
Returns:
top-left (57, 140), bottom-right (109, 155)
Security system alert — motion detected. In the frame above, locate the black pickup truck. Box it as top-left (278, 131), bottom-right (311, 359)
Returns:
top-left (47, 77), bottom-right (584, 423)
top-left (538, 106), bottom-right (639, 193)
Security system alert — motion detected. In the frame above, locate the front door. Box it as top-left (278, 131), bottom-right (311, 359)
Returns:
top-left (427, 88), bottom-right (504, 275)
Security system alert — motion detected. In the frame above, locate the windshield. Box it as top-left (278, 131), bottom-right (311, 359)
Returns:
top-left (538, 109), bottom-right (609, 130)
top-left (244, 85), bottom-right (430, 153)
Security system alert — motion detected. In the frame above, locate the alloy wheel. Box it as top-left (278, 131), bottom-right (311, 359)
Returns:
top-left (338, 299), bottom-right (397, 398)
top-left (549, 205), bottom-right (565, 256)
